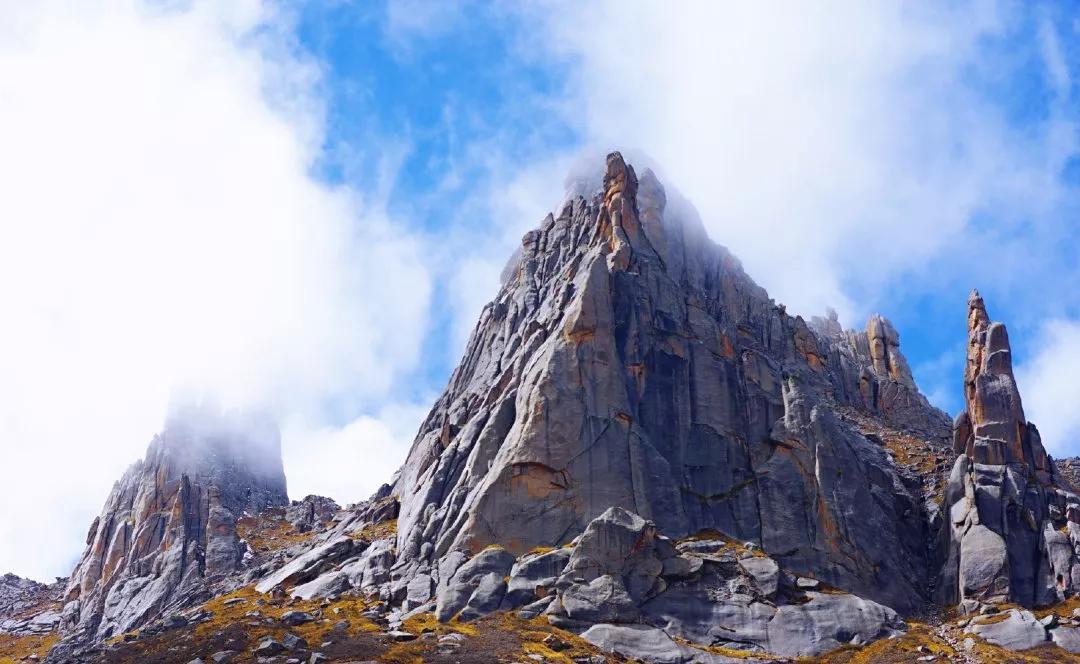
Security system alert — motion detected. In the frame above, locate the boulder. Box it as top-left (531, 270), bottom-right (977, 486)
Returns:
top-left (253, 638), bottom-right (286, 656)
top-left (280, 611), bottom-right (315, 626)
top-left (737, 557), bottom-right (779, 598)
top-left (503, 547), bottom-right (572, 608)
top-left (282, 632), bottom-right (308, 650)
top-left (1052, 626), bottom-right (1080, 653)
top-left (580, 623), bottom-right (745, 664)
top-left (764, 592), bottom-right (904, 657)
top-left (969, 609), bottom-right (1048, 651)
top-left (436, 547), bottom-right (516, 621)
top-left (255, 537), bottom-right (356, 594)
top-left (291, 571), bottom-right (350, 601)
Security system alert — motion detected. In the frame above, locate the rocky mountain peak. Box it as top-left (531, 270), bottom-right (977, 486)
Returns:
top-left (955, 289), bottom-right (1050, 478)
top-left (391, 152), bottom-right (949, 616)
top-left (55, 406), bottom-right (288, 648)
top-left (866, 313), bottom-right (914, 386)
top-left (14, 151), bottom-right (1080, 664)
top-left (940, 291), bottom-right (1077, 609)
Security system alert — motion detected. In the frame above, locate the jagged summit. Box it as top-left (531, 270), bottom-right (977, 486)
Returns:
top-left (55, 406), bottom-right (288, 648)
top-left (939, 291), bottom-right (1077, 609)
top-left (16, 152), bottom-right (1080, 663)
top-left (391, 151), bottom-right (949, 614)
top-left (956, 289), bottom-right (1052, 478)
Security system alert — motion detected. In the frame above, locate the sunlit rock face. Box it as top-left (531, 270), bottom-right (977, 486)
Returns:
top-left (58, 405), bottom-right (287, 643)
top-left (391, 152), bottom-right (950, 615)
top-left (938, 292), bottom-right (1080, 608)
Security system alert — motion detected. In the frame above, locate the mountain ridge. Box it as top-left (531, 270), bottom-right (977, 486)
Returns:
top-left (4, 152), bottom-right (1080, 663)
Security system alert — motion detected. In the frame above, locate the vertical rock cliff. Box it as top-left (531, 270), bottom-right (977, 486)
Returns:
top-left (391, 152), bottom-right (950, 614)
top-left (939, 292), bottom-right (1079, 608)
top-left (57, 405), bottom-right (288, 645)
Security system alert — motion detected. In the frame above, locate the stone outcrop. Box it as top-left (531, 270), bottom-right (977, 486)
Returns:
top-left (25, 151), bottom-right (1080, 663)
top-left (0, 573), bottom-right (63, 636)
top-left (56, 405), bottom-right (288, 647)
top-left (285, 495), bottom-right (341, 533)
top-left (391, 152), bottom-right (948, 615)
top-left (939, 292), bottom-right (1080, 608)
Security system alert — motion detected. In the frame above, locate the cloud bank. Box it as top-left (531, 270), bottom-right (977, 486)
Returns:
top-left (0, 1), bottom-right (429, 580)
top-left (529, 2), bottom-right (1077, 321)
top-left (1018, 321), bottom-right (1080, 457)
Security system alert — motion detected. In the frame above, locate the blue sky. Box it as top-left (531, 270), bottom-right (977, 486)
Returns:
top-left (0, 0), bottom-right (1079, 580)
top-left (286, 0), bottom-right (1080, 417)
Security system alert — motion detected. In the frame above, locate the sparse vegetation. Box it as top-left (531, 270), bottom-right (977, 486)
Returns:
top-left (236, 508), bottom-right (322, 554)
top-left (353, 518), bottom-right (398, 542)
top-left (0, 631), bottom-right (58, 664)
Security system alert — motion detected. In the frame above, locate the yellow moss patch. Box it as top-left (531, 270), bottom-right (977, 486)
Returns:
top-left (0, 631), bottom-right (58, 664)
top-left (677, 529), bottom-right (767, 558)
top-left (968, 638), bottom-right (1080, 663)
top-left (402, 611), bottom-right (478, 638)
top-left (670, 635), bottom-right (772, 660)
top-left (810, 623), bottom-right (955, 664)
top-left (236, 511), bottom-right (321, 553)
top-left (495, 612), bottom-right (615, 663)
top-left (353, 518), bottom-right (398, 542)
top-left (1035, 596), bottom-right (1080, 621)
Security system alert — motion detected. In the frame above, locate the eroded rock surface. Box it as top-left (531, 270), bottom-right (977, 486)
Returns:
top-left (0, 573), bottom-right (64, 635)
top-left (21, 152), bottom-right (1080, 664)
top-left (391, 152), bottom-right (948, 615)
top-left (53, 405), bottom-right (288, 654)
top-left (938, 292), bottom-right (1080, 608)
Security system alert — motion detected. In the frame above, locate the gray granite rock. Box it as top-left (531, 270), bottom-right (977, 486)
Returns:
top-left (255, 537), bottom-right (356, 594)
top-left (1052, 625), bottom-right (1080, 653)
top-left (56, 406), bottom-right (288, 648)
top-left (502, 547), bottom-right (572, 609)
top-left (391, 152), bottom-right (948, 617)
top-left (737, 557), bottom-right (778, 599)
top-left (937, 293), bottom-right (1080, 609)
top-left (969, 608), bottom-right (1048, 651)
top-left (290, 570), bottom-right (350, 601)
top-left (764, 592), bottom-right (904, 656)
top-left (435, 547), bottom-right (515, 621)
top-left (580, 623), bottom-right (747, 664)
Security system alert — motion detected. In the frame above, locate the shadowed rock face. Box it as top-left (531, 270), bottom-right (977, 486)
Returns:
top-left (939, 292), bottom-right (1080, 608)
top-left (392, 152), bottom-right (949, 614)
top-left (58, 406), bottom-right (288, 643)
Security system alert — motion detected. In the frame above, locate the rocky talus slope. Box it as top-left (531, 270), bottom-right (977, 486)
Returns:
top-left (4, 153), bottom-right (1080, 663)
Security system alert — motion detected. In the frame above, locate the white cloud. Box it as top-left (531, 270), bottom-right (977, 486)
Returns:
top-left (1017, 320), bottom-right (1080, 456)
top-left (283, 400), bottom-right (431, 506)
top-left (525, 1), bottom-right (1077, 322)
top-left (0, 1), bottom-right (430, 580)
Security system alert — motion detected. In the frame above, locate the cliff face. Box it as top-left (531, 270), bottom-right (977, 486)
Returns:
top-left (58, 406), bottom-right (288, 644)
top-left (392, 152), bottom-right (950, 614)
top-left (14, 151), bottom-right (1080, 664)
top-left (939, 292), bottom-right (1079, 608)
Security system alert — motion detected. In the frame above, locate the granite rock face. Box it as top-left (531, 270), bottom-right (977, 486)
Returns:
top-left (56, 405), bottom-right (288, 646)
top-left (25, 151), bottom-right (1080, 663)
top-left (392, 152), bottom-right (948, 614)
top-left (938, 292), bottom-right (1080, 608)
